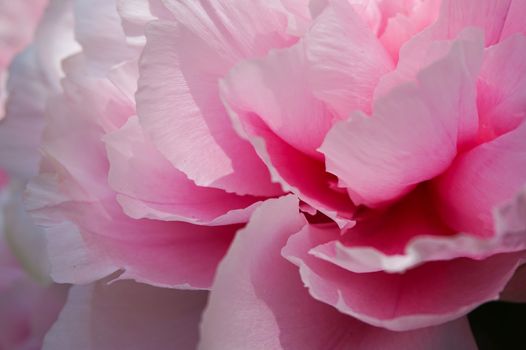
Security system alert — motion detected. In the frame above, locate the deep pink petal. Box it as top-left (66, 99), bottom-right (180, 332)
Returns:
top-left (312, 187), bottom-right (526, 274)
top-left (283, 223), bottom-right (526, 331)
top-left (200, 196), bottom-right (478, 349)
top-left (221, 83), bottom-right (355, 225)
top-left (43, 280), bottom-right (207, 350)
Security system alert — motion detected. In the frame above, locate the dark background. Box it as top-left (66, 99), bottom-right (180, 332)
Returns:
top-left (469, 302), bottom-right (526, 349)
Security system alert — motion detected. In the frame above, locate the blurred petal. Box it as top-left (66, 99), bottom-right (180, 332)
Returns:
top-left (43, 280), bottom-right (207, 350)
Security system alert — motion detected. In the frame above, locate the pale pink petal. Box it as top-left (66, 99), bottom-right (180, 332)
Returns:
top-left (43, 280), bottom-right (207, 350)
top-left (0, 0), bottom-right (79, 180)
top-left (221, 43), bottom-right (333, 159)
top-left (434, 121), bottom-right (526, 238)
top-left (0, 50), bottom-right (48, 180)
top-left (0, 0), bottom-right (47, 118)
top-left (424, 0), bottom-right (517, 47)
top-left (477, 34), bottom-right (526, 138)
top-left (305, 0), bottom-right (393, 118)
top-left (283, 223), bottom-right (526, 331)
top-left (379, 0), bottom-right (441, 61)
top-left (73, 0), bottom-right (135, 70)
top-left (321, 35), bottom-right (482, 206)
top-left (200, 196), bottom-right (478, 349)
top-left (136, 0), bottom-right (296, 196)
top-left (104, 116), bottom-right (261, 225)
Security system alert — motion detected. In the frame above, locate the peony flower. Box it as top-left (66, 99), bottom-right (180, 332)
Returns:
top-left (133, 1), bottom-right (526, 346)
top-left (0, 0), bottom-right (525, 348)
top-left (0, 170), bottom-right (67, 350)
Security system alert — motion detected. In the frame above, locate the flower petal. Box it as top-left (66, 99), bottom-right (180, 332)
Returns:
top-left (43, 280), bottom-right (207, 350)
top-left (200, 196), bottom-right (478, 349)
top-left (434, 120), bottom-right (526, 238)
top-left (104, 116), bottom-right (261, 225)
top-left (283, 223), bottom-right (526, 331)
top-left (220, 43), bottom-right (355, 223)
top-left (305, 0), bottom-right (393, 118)
top-left (321, 34), bottom-right (482, 206)
top-left (136, 0), bottom-right (295, 196)
top-left (477, 34), bottom-right (526, 137)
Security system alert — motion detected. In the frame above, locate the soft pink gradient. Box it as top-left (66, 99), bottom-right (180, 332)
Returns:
top-left (0, 0), bottom-right (48, 119)
top-left (0, 0), bottom-right (524, 348)
top-left (0, 171), bottom-right (67, 350)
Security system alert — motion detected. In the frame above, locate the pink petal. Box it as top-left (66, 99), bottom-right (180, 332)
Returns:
top-left (73, 0), bottom-right (135, 69)
top-left (424, 0), bottom-right (517, 47)
top-left (136, 0), bottom-right (295, 196)
top-left (117, 0), bottom-right (174, 40)
top-left (26, 62), bottom-right (237, 289)
top-left (29, 170), bottom-right (238, 290)
top-left (321, 34), bottom-right (482, 206)
top-left (379, 0), bottom-right (441, 62)
top-left (283, 223), bottom-right (526, 331)
top-left (434, 121), bottom-right (526, 238)
top-left (43, 280), bottom-right (207, 350)
top-left (221, 79), bottom-right (355, 224)
top-left (104, 116), bottom-right (261, 225)
top-left (200, 196), bottom-right (478, 349)
top-left (305, 0), bottom-right (393, 118)
top-left (311, 187), bottom-right (526, 274)
top-left (477, 34), bottom-right (526, 138)
top-left (500, 0), bottom-right (526, 40)
top-left (221, 43), bottom-right (333, 159)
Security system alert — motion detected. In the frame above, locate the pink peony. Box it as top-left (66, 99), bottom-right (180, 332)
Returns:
top-left (0, 0), bottom-right (524, 348)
